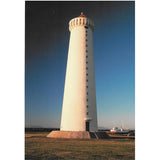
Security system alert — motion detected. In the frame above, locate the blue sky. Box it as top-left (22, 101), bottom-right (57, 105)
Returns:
top-left (25, 1), bottom-right (135, 129)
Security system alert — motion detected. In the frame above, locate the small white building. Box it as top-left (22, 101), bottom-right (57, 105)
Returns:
top-left (60, 13), bottom-right (98, 132)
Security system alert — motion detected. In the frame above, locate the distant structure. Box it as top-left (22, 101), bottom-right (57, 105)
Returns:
top-left (47, 13), bottom-right (109, 139)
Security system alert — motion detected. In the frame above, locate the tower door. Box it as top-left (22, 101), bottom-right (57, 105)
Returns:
top-left (86, 121), bottom-right (89, 131)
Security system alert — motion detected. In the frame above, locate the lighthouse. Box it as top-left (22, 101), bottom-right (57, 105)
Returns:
top-left (47, 13), bottom-right (109, 139)
top-left (60, 12), bottom-right (98, 132)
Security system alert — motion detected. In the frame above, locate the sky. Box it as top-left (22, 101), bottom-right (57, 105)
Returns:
top-left (25, 1), bottom-right (135, 129)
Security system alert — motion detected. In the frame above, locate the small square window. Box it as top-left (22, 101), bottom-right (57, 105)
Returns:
top-left (86, 61), bottom-right (88, 64)
top-left (87, 105), bottom-right (88, 108)
top-left (87, 112), bottom-right (89, 115)
top-left (86, 56), bottom-right (88, 58)
top-left (86, 86), bottom-right (88, 88)
top-left (87, 99), bottom-right (88, 101)
top-left (86, 67), bottom-right (88, 70)
top-left (87, 92), bottom-right (88, 95)
top-left (86, 79), bottom-right (88, 82)
top-left (86, 73), bottom-right (88, 76)
top-left (86, 50), bottom-right (88, 52)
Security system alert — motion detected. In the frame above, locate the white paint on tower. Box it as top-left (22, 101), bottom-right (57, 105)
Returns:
top-left (60, 13), bottom-right (98, 131)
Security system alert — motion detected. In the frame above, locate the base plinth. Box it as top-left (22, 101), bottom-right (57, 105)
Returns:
top-left (47, 131), bottom-right (110, 139)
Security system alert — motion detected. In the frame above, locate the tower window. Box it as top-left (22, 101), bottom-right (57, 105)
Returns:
top-left (86, 67), bottom-right (88, 70)
top-left (86, 44), bottom-right (88, 47)
top-left (86, 61), bottom-right (88, 64)
top-left (86, 39), bottom-right (88, 41)
top-left (86, 86), bottom-right (88, 88)
top-left (86, 79), bottom-right (88, 82)
top-left (87, 105), bottom-right (88, 108)
top-left (87, 99), bottom-right (88, 101)
top-left (87, 112), bottom-right (89, 115)
top-left (86, 73), bottom-right (88, 76)
top-left (86, 56), bottom-right (88, 58)
top-left (86, 50), bottom-right (88, 52)
top-left (87, 92), bottom-right (88, 95)
top-left (85, 26), bottom-right (88, 29)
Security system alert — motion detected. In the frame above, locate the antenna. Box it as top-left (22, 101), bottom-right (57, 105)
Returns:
top-left (121, 120), bottom-right (124, 129)
top-left (112, 121), bottom-right (115, 127)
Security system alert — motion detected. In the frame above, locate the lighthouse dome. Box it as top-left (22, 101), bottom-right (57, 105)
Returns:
top-left (79, 12), bottom-right (86, 18)
top-left (69, 13), bottom-right (94, 31)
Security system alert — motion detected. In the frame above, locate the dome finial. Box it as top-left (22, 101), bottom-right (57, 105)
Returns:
top-left (79, 12), bottom-right (86, 18)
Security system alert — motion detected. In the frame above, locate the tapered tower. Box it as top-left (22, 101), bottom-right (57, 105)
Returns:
top-left (60, 13), bottom-right (98, 132)
top-left (47, 13), bottom-right (109, 139)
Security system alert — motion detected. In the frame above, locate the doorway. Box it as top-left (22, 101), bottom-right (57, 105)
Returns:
top-left (86, 121), bottom-right (89, 131)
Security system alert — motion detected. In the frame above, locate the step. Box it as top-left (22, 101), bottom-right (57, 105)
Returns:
top-left (95, 132), bottom-right (110, 139)
top-left (89, 132), bottom-right (96, 139)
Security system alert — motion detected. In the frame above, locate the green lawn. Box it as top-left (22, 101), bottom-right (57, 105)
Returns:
top-left (25, 132), bottom-right (135, 160)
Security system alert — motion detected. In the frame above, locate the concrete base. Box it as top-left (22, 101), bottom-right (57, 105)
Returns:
top-left (47, 131), bottom-right (110, 139)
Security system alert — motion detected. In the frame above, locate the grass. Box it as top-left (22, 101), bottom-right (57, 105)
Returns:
top-left (25, 132), bottom-right (135, 160)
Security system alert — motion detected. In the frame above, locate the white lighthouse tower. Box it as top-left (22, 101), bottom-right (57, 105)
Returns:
top-left (47, 13), bottom-right (109, 139)
top-left (60, 13), bottom-right (98, 132)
